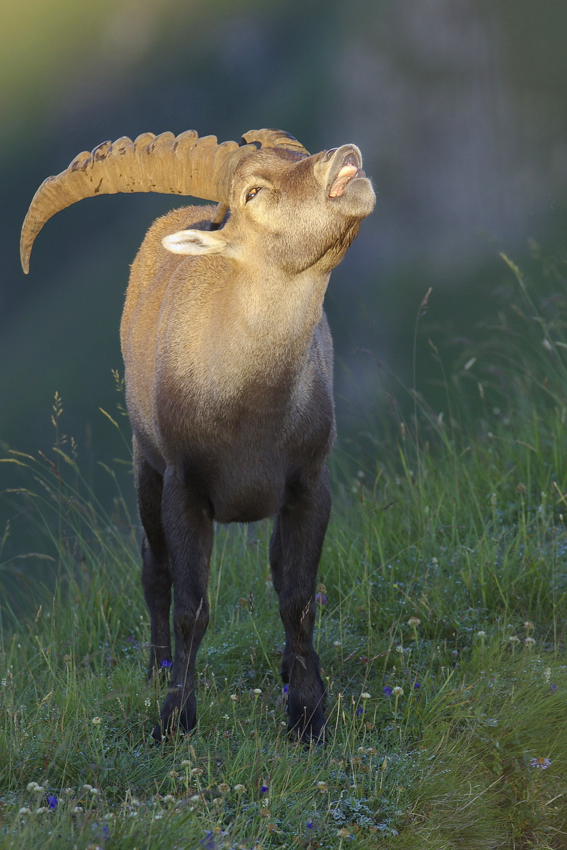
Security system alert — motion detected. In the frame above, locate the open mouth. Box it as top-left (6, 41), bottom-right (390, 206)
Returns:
top-left (328, 152), bottom-right (365, 198)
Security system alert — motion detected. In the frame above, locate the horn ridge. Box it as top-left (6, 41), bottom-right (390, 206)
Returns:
top-left (241, 128), bottom-right (310, 157)
top-left (20, 130), bottom-right (251, 273)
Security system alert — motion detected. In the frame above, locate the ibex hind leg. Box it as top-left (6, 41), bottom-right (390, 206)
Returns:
top-left (270, 467), bottom-right (331, 744)
top-left (135, 452), bottom-right (173, 679)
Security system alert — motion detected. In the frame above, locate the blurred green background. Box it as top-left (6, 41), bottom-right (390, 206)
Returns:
top-left (1, 0), bottom-right (567, 560)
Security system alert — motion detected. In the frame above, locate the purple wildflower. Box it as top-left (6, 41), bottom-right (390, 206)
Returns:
top-left (102, 824), bottom-right (109, 838)
top-left (356, 707), bottom-right (364, 716)
top-left (161, 659), bottom-right (173, 669)
top-left (414, 682), bottom-right (421, 689)
top-left (551, 684), bottom-right (557, 691)
top-left (307, 820), bottom-right (314, 829)
top-left (200, 831), bottom-right (215, 849)
top-left (260, 784), bottom-right (269, 794)
top-left (315, 592), bottom-right (327, 605)
top-left (383, 685), bottom-right (392, 696)
top-left (283, 684), bottom-right (289, 694)
top-left (47, 795), bottom-right (58, 810)
top-left (530, 757), bottom-right (551, 769)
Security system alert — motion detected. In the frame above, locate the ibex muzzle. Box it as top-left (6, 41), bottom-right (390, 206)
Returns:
top-left (21, 128), bottom-right (376, 743)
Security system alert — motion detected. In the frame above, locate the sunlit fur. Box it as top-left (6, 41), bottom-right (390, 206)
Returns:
top-left (120, 143), bottom-right (376, 743)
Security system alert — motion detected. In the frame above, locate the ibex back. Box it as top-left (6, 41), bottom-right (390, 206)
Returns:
top-left (21, 129), bottom-right (376, 743)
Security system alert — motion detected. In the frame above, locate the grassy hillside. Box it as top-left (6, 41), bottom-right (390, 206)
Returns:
top-left (1, 252), bottom-right (567, 847)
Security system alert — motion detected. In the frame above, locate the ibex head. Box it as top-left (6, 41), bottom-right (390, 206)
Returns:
top-left (21, 128), bottom-right (375, 277)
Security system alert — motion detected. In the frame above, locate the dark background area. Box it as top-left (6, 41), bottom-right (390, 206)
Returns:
top-left (1, 0), bottom-right (567, 575)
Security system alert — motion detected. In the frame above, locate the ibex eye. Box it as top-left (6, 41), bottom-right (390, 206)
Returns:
top-left (245, 187), bottom-right (261, 202)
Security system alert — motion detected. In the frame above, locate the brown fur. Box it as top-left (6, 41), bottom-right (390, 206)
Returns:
top-left (119, 143), bottom-right (375, 742)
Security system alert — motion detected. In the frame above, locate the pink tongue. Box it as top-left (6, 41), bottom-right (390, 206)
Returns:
top-left (329, 164), bottom-right (358, 198)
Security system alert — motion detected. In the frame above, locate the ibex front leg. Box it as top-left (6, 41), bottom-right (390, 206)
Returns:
top-left (270, 467), bottom-right (331, 744)
top-left (155, 466), bottom-right (213, 741)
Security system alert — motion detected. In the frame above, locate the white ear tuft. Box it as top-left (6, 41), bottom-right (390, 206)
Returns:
top-left (162, 229), bottom-right (228, 255)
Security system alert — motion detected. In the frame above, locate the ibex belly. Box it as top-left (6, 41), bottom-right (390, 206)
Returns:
top-left (207, 453), bottom-right (287, 524)
top-left (186, 418), bottom-right (331, 524)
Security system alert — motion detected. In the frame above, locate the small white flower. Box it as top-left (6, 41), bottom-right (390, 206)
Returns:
top-left (73, 806), bottom-right (84, 814)
top-left (361, 692), bottom-right (371, 700)
top-left (333, 640), bottom-right (341, 646)
top-left (253, 688), bottom-right (262, 695)
top-left (509, 635), bottom-right (520, 643)
top-left (163, 795), bottom-right (175, 803)
top-left (525, 637), bottom-right (536, 646)
top-left (89, 787), bottom-right (100, 796)
top-left (234, 784), bottom-right (246, 793)
top-left (144, 697), bottom-right (151, 707)
top-left (181, 759), bottom-right (191, 767)
top-left (18, 807), bottom-right (31, 815)
top-left (223, 714), bottom-right (230, 720)
top-left (476, 631), bottom-right (486, 638)
top-left (392, 686), bottom-right (404, 697)
top-left (91, 716), bottom-right (102, 726)
top-left (190, 794), bottom-right (200, 803)
top-left (154, 813), bottom-right (163, 820)
top-left (544, 667), bottom-right (551, 683)
top-left (230, 694), bottom-right (238, 701)
top-left (27, 782), bottom-right (39, 791)
top-left (36, 807), bottom-right (48, 814)
top-left (82, 784), bottom-right (93, 792)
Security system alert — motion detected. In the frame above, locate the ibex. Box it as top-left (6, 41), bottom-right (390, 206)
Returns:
top-left (21, 128), bottom-right (375, 743)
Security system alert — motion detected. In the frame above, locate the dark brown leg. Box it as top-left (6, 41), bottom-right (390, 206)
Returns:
top-left (135, 452), bottom-right (172, 676)
top-left (156, 465), bottom-right (213, 738)
top-left (269, 466), bottom-right (331, 743)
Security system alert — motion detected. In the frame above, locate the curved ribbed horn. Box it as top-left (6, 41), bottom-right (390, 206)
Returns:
top-left (21, 131), bottom-right (255, 273)
top-left (241, 129), bottom-right (310, 157)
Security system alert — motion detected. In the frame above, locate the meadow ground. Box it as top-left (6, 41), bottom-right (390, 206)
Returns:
top-left (1, 252), bottom-right (567, 849)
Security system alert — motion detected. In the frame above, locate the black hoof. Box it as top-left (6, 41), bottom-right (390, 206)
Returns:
top-left (151, 724), bottom-right (165, 744)
top-left (287, 709), bottom-right (326, 746)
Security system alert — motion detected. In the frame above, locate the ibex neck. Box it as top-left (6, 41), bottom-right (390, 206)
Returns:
top-left (207, 267), bottom-right (330, 400)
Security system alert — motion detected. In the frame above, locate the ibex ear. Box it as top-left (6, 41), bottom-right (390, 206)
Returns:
top-left (162, 229), bottom-right (229, 255)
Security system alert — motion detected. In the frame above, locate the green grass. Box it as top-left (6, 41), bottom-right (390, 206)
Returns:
top-left (1, 250), bottom-right (567, 848)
